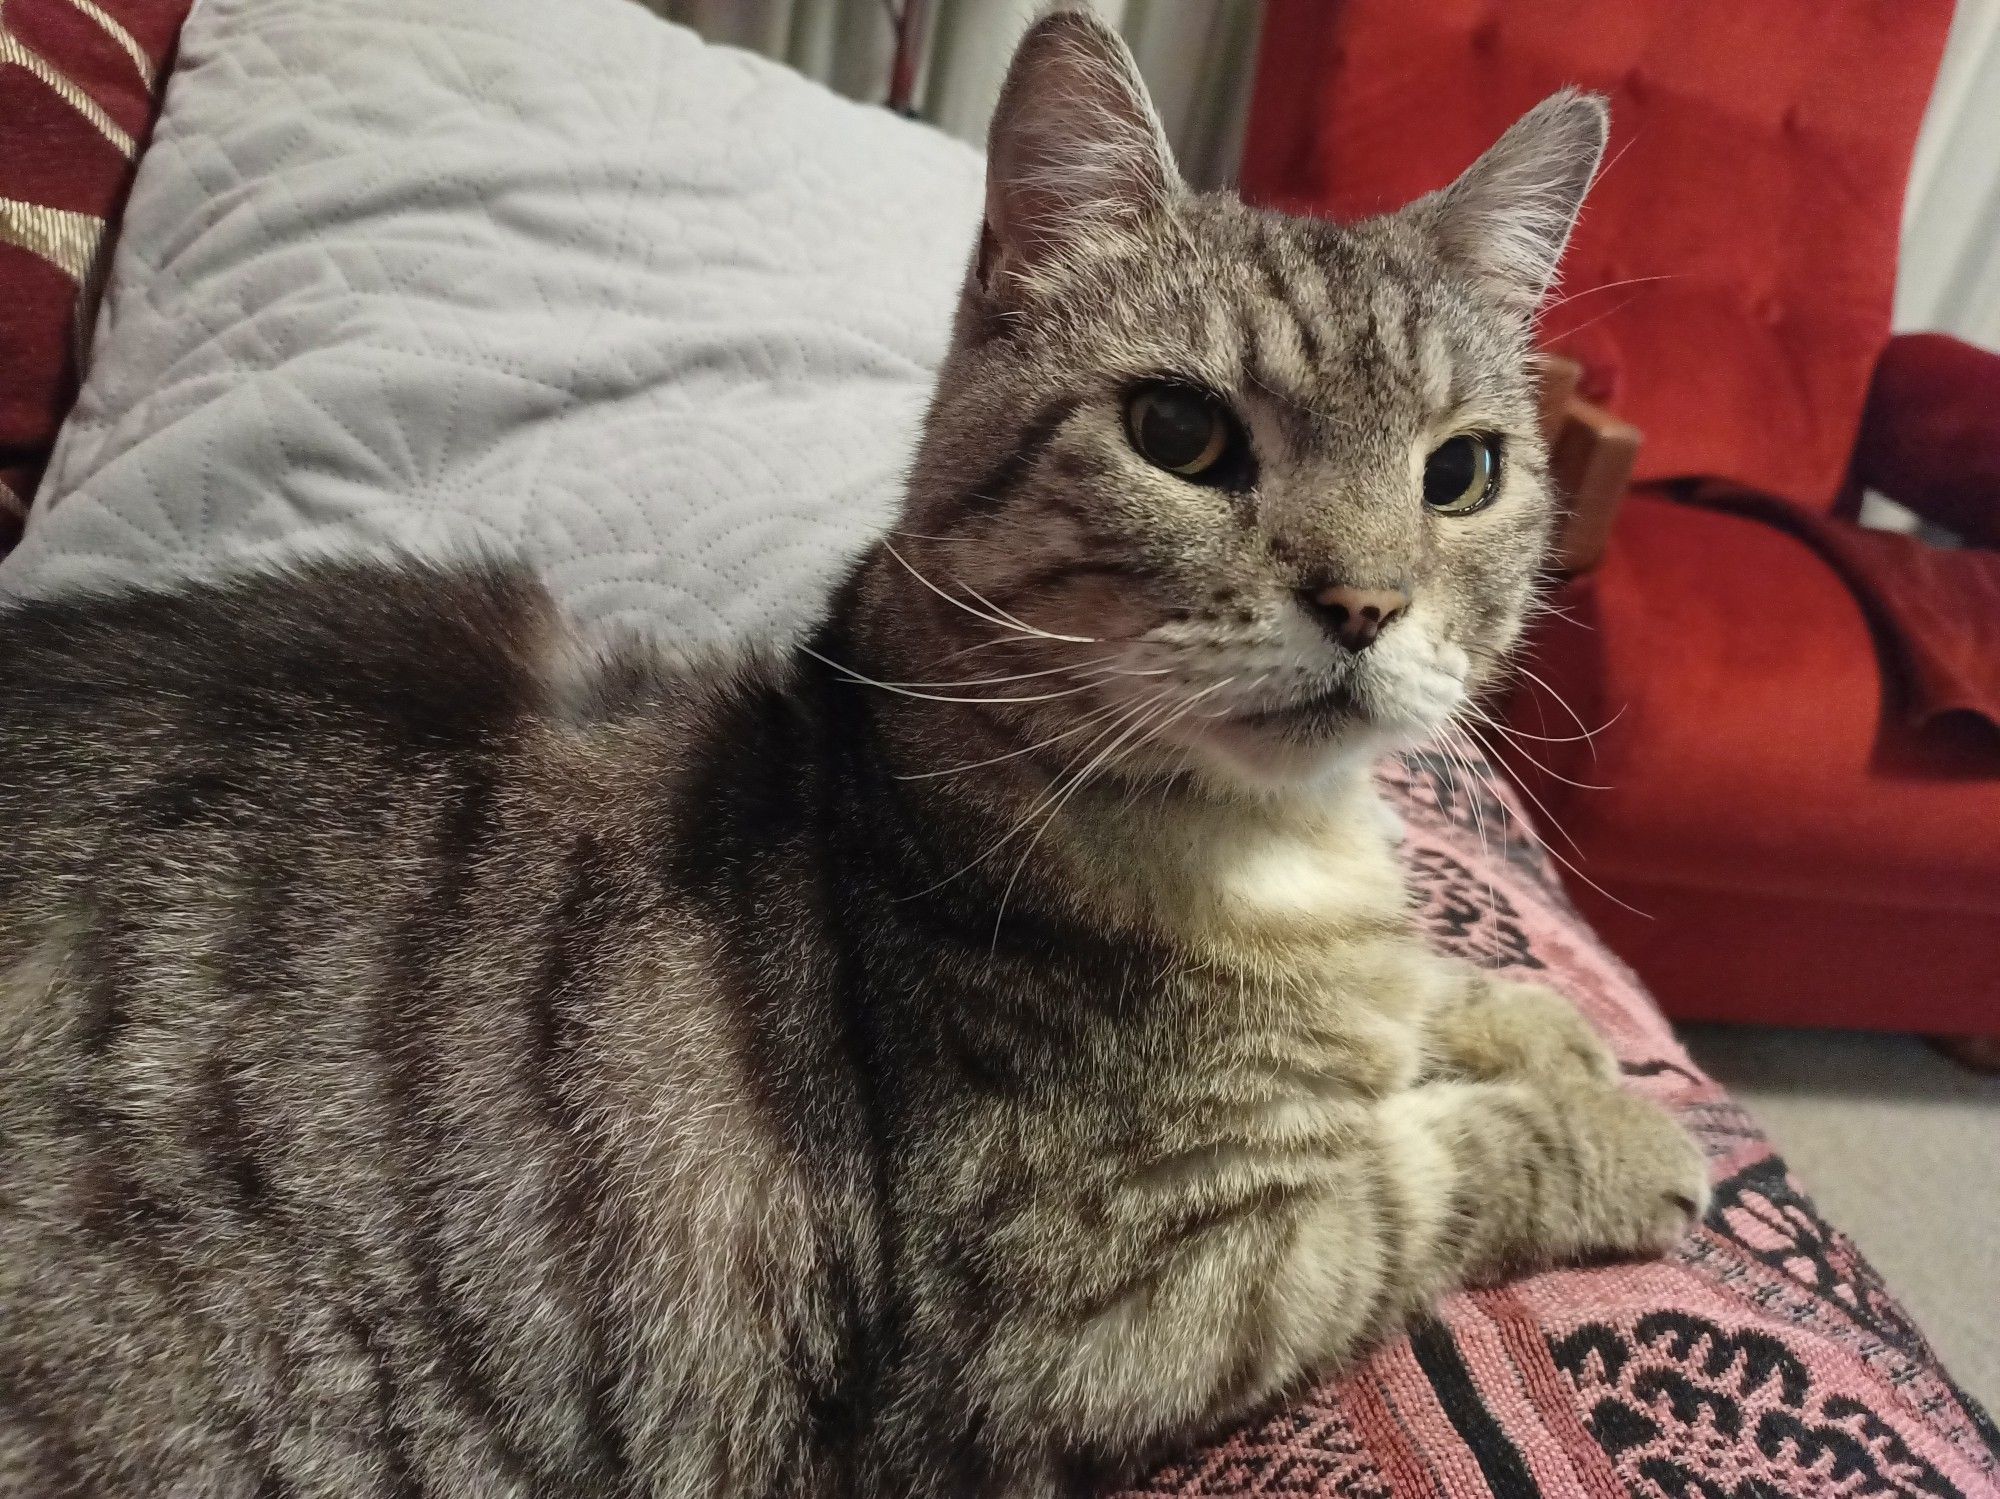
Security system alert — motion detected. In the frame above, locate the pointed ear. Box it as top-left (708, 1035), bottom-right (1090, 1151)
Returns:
top-left (1412, 90), bottom-right (1609, 315)
top-left (978, 9), bottom-right (1179, 299)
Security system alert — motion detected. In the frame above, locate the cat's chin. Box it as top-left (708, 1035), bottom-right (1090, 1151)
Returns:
top-left (1164, 682), bottom-right (1460, 798)
top-left (1170, 715), bottom-right (1401, 798)
top-left (1166, 634), bottom-right (1473, 798)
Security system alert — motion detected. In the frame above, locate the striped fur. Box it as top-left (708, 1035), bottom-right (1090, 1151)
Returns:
top-left (0, 12), bottom-right (1705, 1498)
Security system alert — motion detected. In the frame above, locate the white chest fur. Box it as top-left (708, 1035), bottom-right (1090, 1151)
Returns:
top-left (1215, 826), bottom-right (1403, 925)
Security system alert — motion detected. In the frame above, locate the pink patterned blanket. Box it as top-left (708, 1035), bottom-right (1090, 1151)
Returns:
top-left (1119, 753), bottom-right (1999, 1498)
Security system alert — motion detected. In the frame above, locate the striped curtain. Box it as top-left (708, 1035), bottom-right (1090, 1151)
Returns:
top-left (644, 0), bottom-right (1264, 189)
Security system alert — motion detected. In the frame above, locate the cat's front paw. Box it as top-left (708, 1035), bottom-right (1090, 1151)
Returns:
top-left (1434, 980), bottom-right (1619, 1087)
top-left (1560, 1086), bottom-right (1711, 1260)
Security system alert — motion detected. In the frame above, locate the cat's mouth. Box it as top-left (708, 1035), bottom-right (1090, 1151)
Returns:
top-left (1228, 683), bottom-right (1358, 735)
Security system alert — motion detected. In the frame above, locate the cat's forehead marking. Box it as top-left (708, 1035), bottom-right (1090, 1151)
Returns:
top-left (1370, 278), bottom-right (1413, 369)
top-left (1417, 327), bottom-right (1454, 411)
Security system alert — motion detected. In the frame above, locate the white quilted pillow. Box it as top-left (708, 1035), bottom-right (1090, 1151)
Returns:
top-left (3, 0), bottom-right (984, 650)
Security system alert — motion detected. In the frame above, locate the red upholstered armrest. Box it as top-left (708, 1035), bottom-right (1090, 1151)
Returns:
top-left (1853, 333), bottom-right (2000, 547)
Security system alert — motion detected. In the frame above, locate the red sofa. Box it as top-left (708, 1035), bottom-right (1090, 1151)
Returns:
top-left (1243, 0), bottom-right (2000, 1037)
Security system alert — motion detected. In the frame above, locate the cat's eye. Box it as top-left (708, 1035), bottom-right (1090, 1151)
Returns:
top-left (1124, 383), bottom-right (1240, 483)
top-left (1421, 433), bottom-right (1502, 516)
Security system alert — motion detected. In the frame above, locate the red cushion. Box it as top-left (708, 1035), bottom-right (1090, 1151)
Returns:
top-left (1510, 495), bottom-right (2000, 906)
top-left (1856, 333), bottom-right (2000, 548)
top-left (1243, 0), bottom-right (1952, 514)
top-left (1500, 495), bottom-right (2000, 1029)
top-left (0, 0), bottom-right (192, 542)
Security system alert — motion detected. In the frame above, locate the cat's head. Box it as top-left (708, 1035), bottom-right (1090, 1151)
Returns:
top-left (879, 10), bottom-right (1606, 794)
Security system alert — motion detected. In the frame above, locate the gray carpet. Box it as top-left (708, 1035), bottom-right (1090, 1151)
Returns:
top-left (1681, 1024), bottom-right (2000, 1416)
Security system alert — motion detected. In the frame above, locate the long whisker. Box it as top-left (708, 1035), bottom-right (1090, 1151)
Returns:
top-left (1443, 719), bottom-right (1494, 861)
top-left (880, 538), bottom-right (1096, 645)
top-left (1455, 721), bottom-right (1651, 920)
top-left (1460, 703), bottom-right (1625, 745)
top-left (798, 646), bottom-right (1104, 706)
top-left (867, 656), bottom-right (1123, 690)
top-left (1461, 705), bottom-right (1614, 791)
top-left (1497, 661), bottom-right (1610, 752)
top-left (1519, 594), bottom-right (1584, 626)
top-left (895, 692), bottom-right (1140, 781)
top-left (990, 679), bottom-right (1234, 947)
top-left (1541, 293), bottom-right (1648, 350)
top-left (1245, 367), bottom-right (1354, 429)
top-left (991, 696), bottom-right (1182, 945)
top-left (948, 570), bottom-right (1094, 647)
top-left (901, 690), bottom-right (1172, 900)
top-left (1432, 717), bottom-right (1500, 924)
top-left (1537, 272), bottom-right (1677, 319)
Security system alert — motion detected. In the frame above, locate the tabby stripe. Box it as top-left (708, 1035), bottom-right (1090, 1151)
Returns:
top-left (377, 759), bottom-right (539, 1481)
top-left (1509, 1097), bottom-right (1556, 1240)
top-left (1052, 1181), bottom-right (1309, 1329)
top-left (808, 657), bottom-right (907, 1473)
top-left (67, 921), bottom-right (181, 1242)
top-left (1363, 1139), bottom-right (1406, 1334)
top-left (0, 1352), bottom-right (88, 1493)
top-left (958, 394), bottom-right (1081, 514)
top-left (524, 828), bottom-right (629, 1483)
top-left (338, 1309), bottom-right (426, 1499)
top-left (1439, 1110), bottom-right (1493, 1269)
top-left (1399, 290), bottom-right (1427, 398)
top-left (1409, 1318), bottom-right (1539, 1497)
top-left (526, 830), bottom-right (611, 1091)
top-left (198, 1055), bottom-right (267, 1214)
top-left (73, 911), bottom-right (131, 1056)
top-left (201, 848), bottom-right (292, 1218)
top-left (1251, 223), bottom-right (1326, 376)
top-left (998, 554), bottom-right (1151, 597)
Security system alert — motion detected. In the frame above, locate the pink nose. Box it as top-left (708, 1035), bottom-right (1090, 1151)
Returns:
top-left (1306, 584), bottom-right (1410, 652)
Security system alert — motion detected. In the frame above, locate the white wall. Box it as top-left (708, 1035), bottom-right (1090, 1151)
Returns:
top-left (1898, 0), bottom-right (2000, 350)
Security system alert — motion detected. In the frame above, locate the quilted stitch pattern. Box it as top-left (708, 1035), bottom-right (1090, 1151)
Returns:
top-left (3, 0), bottom-right (981, 650)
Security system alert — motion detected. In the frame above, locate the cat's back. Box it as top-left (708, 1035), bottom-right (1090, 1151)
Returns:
top-left (1, 557), bottom-right (560, 824)
top-left (0, 560), bottom-right (864, 1496)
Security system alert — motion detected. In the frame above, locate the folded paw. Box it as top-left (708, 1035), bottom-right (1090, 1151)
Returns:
top-left (1433, 979), bottom-right (1619, 1088)
top-left (1559, 1086), bottom-right (1711, 1260)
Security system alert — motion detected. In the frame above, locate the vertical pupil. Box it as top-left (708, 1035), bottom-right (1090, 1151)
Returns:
top-left (1144, 396), bottom-right (1211, 469)
top-left (1437, 440), bottom-right (1472, 495)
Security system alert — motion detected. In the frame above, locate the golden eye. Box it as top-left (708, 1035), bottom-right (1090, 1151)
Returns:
top-left (1422, 433), bottom-right (1502, 515)
top-left (1125, 384), bottom-right (1234, 480)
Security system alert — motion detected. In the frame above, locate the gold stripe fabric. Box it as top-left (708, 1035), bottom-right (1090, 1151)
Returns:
top-left (0, 0), bottom-right (139, 155)
top-left (60, 0), bottom-right (154, 89)
top-left (0, 195), bottom-right (104, 282)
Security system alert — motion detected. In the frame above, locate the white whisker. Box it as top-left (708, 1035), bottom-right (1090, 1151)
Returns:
top-left (799, 646), bottom-right (1103, 706)
top-left (990, 679), bottom-right (1234, 946)
top-left (1462, 705), bottom-right (1613, 790)
top-left (1453, 720), bottom-right (1651, 920)
top-left (880, 539), bottom-right (1096, 645)
top-left (895, 693), bottom-right (1138, 781)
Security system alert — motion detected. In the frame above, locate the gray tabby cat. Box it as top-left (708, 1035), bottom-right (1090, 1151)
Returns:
top-left (0, 13), bottom-right (1707, 1499)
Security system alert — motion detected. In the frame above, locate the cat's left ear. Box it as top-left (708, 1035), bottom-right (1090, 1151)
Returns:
top-left (978, 10), bottom-right (1180, 300)
top-left (1412, 90), bottom-right (1609, 315)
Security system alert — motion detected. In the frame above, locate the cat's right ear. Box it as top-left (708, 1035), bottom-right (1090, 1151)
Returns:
top-left (977, 9), bottom-right (1179, 302)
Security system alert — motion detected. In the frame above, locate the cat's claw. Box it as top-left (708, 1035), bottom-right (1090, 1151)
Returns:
top-left (1564, 1085), bottom-right (1712, 1259)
